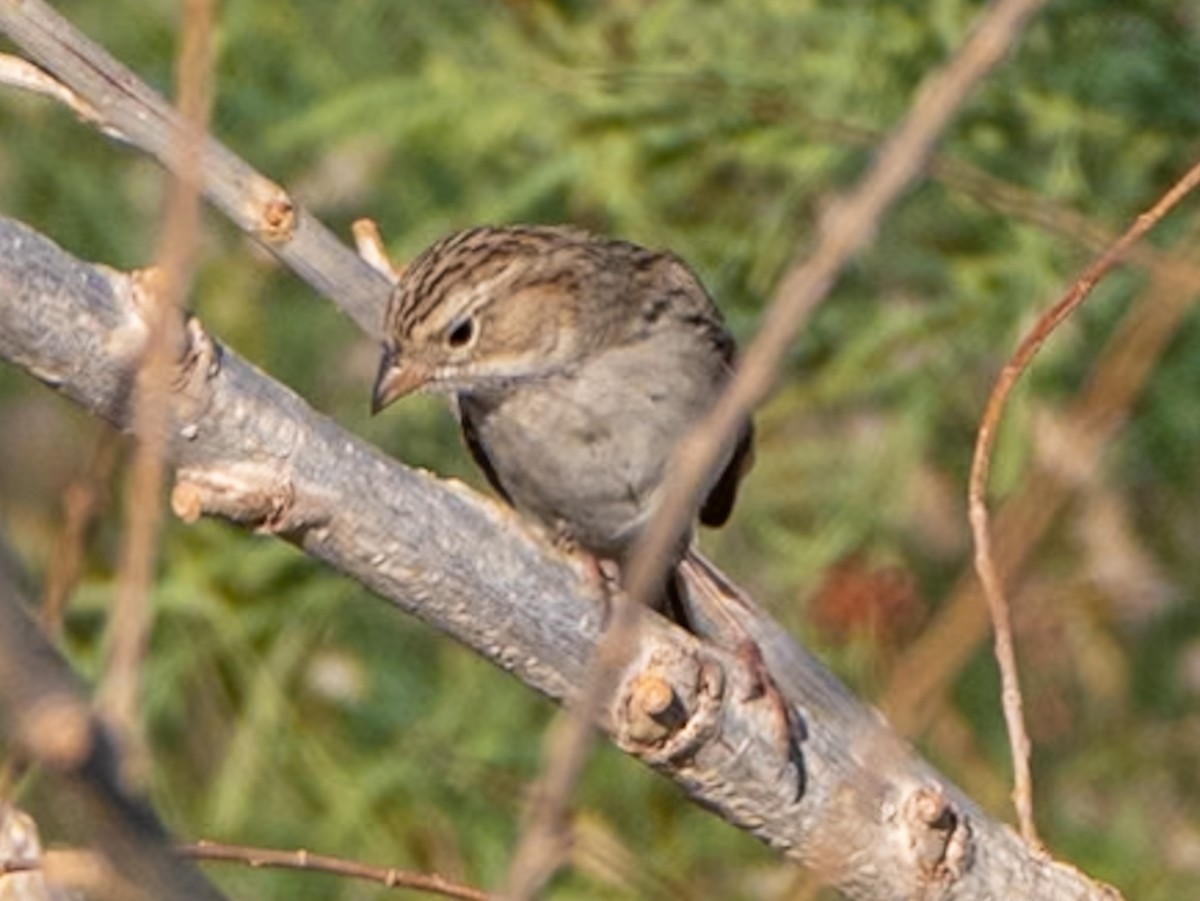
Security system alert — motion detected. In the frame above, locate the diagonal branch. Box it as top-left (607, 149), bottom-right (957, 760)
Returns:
top-left (0, 216), bottom-right (1121, 900)
top-left (0, 0), bottom-right (388, 337)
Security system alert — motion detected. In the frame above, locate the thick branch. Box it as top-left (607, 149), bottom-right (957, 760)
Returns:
top-left (0, 217), bottom-right (1119, 900)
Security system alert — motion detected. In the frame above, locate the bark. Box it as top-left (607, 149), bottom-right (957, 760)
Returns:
top-left (0, 217), bottom-right (1119, 900)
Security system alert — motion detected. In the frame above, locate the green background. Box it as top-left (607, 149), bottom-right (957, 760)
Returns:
top-left (2, 1), bottom-right (1199, 898)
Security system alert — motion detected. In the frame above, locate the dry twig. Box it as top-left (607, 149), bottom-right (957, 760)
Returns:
top-left (0, 0), bottom-right (388, 336)
top-left (39, 432), bottom-right (119, 637)
top-left (0, 50), bottom-right (122, 137)
top-left (967, 155), bottom-right (1200, 846)
top-left (502, 0), bottom-right (1049, 895)
top-left (180, 841), bottom-right (490, 901)
top-left (97, 0), bottom-right (215, 778)
top-left (883, 225), bottom-right (1200, 737)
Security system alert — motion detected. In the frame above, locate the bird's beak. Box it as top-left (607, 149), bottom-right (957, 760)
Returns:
top-left (371, 349), bottom-right (431, 415)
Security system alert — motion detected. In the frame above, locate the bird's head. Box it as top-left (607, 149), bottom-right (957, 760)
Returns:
top-left (371, 225), bottom-right (605, 413)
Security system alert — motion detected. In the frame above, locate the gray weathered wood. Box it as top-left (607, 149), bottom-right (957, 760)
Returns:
top-left (0, 216), bottom-right (1119, 900)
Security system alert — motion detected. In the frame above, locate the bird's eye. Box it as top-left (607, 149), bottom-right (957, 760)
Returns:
top-left (446, 316), bottom-right (476, 349)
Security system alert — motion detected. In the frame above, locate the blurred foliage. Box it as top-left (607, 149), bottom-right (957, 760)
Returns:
top-left (2, 0), bottom-right (1200, 898)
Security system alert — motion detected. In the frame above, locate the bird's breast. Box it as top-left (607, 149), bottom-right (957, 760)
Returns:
top-left (458, 331), bottom-right (729, 559)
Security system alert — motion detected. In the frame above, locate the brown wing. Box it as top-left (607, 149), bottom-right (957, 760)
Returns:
top-left (699, 420), bottom-right (754, 527)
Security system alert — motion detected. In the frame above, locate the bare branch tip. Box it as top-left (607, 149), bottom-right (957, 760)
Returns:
top-left (622, 671), bottom-right (684, 746)
top-left (352, 218), bottom-right (403, 282)
top-left (901, 785), bottom-right (972, 883)
top-left (170, 464), bottom-right (315, 535)
top-left (257, 192), bottom-right (297, 244)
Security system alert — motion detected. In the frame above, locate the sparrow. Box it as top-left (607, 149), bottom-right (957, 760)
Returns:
top-left (371, 224), bottom-right (753, 618)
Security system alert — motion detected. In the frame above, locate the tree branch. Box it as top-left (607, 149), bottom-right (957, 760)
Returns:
top-left (0, 556), bottom-right (228, 901)
top-left (0, 0), bottom-right (388, 337)
top-left (0, 216), bottom-right (1119, 900)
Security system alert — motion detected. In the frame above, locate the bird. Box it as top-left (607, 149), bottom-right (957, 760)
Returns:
top-left (371, 224), bottom-right (753, 621)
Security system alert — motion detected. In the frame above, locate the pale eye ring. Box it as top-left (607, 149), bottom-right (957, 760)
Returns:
top-left (446, 316), bottom-right (476, 349)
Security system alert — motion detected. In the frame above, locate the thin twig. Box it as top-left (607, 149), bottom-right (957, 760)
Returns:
top-left (0, 50), bottom-right (127, 139)
top-left (502, 0), bottom-right (1048, 896)
top-left (179, 842), bottom-right (491, 901)
top-left (40, 431), bottom-right (119, 637)
top-left (97, 0), bottom-right (215, 775)
top-left (967, 155), bottom-right (1200, 846)
top-left (352, 218), bottom-right (404, 282)
top-left (882, 229), bottom-right (1200, 738)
